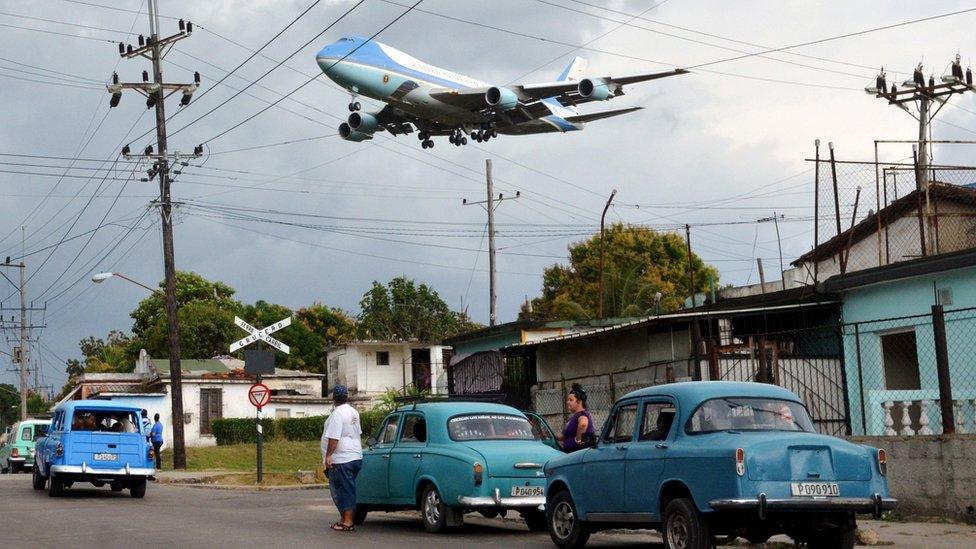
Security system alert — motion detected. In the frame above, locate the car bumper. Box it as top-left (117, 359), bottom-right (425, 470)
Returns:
top-left (8, 457), bottom-right (31, 468)
top-left (709, 493), bottom-right (897, 519)
top-left (458, 488), bottom-right (546, 509)
top-left (50, 464), bottom-right (155, 476)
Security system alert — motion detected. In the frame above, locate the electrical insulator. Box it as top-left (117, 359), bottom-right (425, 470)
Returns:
top-left (118, 42), bottom-right (125, 55)
top-left (928, 75), bottom-right (935, 88)
top-left (194, 71), bottom-right (201, 84)
top-left (180, 92), bottom-right (192, 106)
top-left (145, 145), bottom-right (153, 156)
top-left (179, 19), bottom-right (186, 32)
top-left (194, 144), bottom-right (203, 156)
top-left (146, 95), bottom-right (156, 109)
top-left (112, 72), bottom-right (119, 84)
top-left (109, 92), bottom-right (121, 108)
top-left (139, 35), bottom-right (145, 47)
top-left (126, 44), bottom-right (133, 55)
top-left (122, 144), bottom-right (131, 156)
top-left (968, 68), bottom-right (973, 86)
top-left (142, 70), bottom-right (149, 82)
top-left (186, 21), bottom-right (193, 33)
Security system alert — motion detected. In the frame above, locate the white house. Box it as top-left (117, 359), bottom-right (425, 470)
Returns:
top-left (325, 340), bottom-right (451, 399)
top-left (59, 352), bottom-right (330, 447)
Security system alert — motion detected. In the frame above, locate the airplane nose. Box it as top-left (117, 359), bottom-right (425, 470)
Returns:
top-left (315, 45), bottom-right (334, 61)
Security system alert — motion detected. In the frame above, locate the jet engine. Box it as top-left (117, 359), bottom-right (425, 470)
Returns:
top-left (485, 86), bottom-right (518, 111)
top-left (339, 122), bottom-right (372, 142)
top-left (578, 78), bottom-right (612, 101)
top-left (348, 112), bottom-right (379, 134)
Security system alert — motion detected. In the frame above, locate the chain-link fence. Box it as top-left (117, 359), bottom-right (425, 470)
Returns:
top-left (804, 151), bottom-right (976, 282)
top-left (846, 305), bottom-right (976, 436)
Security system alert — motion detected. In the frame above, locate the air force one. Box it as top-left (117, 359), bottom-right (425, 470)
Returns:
top-left (315, 36), bottom-right (687, 149)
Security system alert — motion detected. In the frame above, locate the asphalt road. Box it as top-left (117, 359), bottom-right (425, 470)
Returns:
top-left (3, 474), bottom-right (973, 548)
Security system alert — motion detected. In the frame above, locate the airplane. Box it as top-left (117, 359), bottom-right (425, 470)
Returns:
top-left (315, 36), bottom-right (687, 149)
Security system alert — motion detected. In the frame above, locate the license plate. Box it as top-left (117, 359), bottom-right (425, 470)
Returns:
top-left (93, 453), bottom-right (118, 461)
top-left (791, 482), bottom-right (840, 497)
top-left (511, 486), bottom-right (544, 497)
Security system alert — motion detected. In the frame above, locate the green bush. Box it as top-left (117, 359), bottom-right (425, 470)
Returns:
top-left (211, 417), bottom-right (276, 445)
top-left (278, 415), bottom-right (327, 441)
top-left (359, 408), bottom-right (387, 440)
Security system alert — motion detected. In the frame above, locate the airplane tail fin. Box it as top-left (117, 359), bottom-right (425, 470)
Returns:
top-left (556, 57), bottom-right (588, 82)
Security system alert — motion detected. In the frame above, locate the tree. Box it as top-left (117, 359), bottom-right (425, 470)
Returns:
top-left (239, 300), bottom-right (325, 372)
top-left (357, 277), bottom-right (472, 341)
top-left (0, 384), bottom-right (18, 431)
top-left (529, 224), bottom-right (719, 319)
top-left (78, 331), bottom-right (134, 373)
top-left (296, 303), bottom-right (357, 349)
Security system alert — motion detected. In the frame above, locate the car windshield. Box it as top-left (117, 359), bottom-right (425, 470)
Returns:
top-left (448, 414), bottom-right (535, 441)
top-left (71, 410), bottom-right (140, 433)
top-left (686, 397), bottom-right (815, 434)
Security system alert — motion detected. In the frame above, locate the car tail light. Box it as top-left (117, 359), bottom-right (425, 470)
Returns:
top-left (735, 448), bottom-right (746, 476)
top-left (11, 448), bottom-right (19, 458)
top-left (55, 443), bottom-right (64, 457)
top-left (877, 449), bottom-right (887, 476)
top-left (473, 462), bottom-right (483, 486)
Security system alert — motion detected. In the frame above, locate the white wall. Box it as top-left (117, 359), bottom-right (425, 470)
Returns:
top-left (328, 343), bottom-right (449, 396)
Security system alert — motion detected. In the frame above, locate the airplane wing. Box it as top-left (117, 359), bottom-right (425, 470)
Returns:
top-left (517, 69), bottom-right (688, 104)
top-left (428, 69), bottom-right (687, 111)
top-left (563, 106), bottom-right (643, 123)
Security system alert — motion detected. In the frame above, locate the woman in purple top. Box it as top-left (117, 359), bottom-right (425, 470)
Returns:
top-left (558, 384), bottom-right (595, 452)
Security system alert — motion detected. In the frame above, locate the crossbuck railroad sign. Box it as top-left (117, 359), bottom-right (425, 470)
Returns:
top-left (230, 316), bottom-right (291, 354)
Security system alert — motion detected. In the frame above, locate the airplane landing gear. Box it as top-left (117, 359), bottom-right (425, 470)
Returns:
top-left (450, 129), bottom-right (468, 147)
top-left (421, 139), bottom-right (434, 149)
top-left (347, 101), bottom-right (361, 112)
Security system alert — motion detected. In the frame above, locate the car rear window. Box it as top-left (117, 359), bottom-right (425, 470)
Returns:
top-left (72, 410), bottom-right (140, 433)
top-left (448, 414), bottom-right (535, 441)
top-left (686, 398), bottom-right (815, 434)
top-left (34, 424), bottom-right (49, 438)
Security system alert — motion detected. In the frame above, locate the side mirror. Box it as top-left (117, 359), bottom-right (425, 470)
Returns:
top-left (366, 436), bottom-right (378, 449)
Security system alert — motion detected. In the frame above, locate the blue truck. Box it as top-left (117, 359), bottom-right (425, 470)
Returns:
top-left (33, 400), bottom-right (156, 498)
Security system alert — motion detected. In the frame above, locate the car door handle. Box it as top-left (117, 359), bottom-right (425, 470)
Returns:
top-left (655, 443), bottom-right (669, 449)
top-left (412, 454), bottom-right (421, 459)
top-left (616, 446), bottom-right (628, 451)
top-left (381, 455), bottom-right (391, 459)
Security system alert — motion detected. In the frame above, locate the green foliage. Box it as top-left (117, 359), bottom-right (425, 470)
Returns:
top-left (358, 276), bottom-right (476, 341)
top-left (26, 393), bottom-right (48, 415)
top-left (0, 384), bottom-right (18, 430)
top-left (277, 415), bottom-right (327, 441)
top-left (529, 224), bottom-right (720, 319)
top-left (296, 303), bottom-right (357, 349)
top-left (211, 417), bottom-right (277, 445)
top-left (359, 408), bottom-right (387, 441)
top-left (240, 301), bottom-right (323, 373)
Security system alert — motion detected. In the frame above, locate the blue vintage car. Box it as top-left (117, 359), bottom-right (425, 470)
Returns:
top-left (544, 382), bottom-right (896, 549)
top-left (356, 401), bottom-right (562, 532)
top-left (33, 400), bottom-right (156, 498)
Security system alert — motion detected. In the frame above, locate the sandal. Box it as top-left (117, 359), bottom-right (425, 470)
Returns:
top-left (330, 522), bottom-right (355, 532)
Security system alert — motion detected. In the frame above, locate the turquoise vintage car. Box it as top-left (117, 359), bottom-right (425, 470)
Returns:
top-left (0, 419), bottom-right (51, 474)
top-left (356, 401), bottom-right (562, 533)
top-left (545, 382), bottom-right (896, 549)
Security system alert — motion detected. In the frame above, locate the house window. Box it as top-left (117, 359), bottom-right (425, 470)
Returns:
top-left (275, 409), bottom-right (291, 419)
top-left (200, 388), bottom-right (223, 435)
top-left (881, 330), bottom-right (921, 390)
top-left (376, 351), bottom-right (390, 366)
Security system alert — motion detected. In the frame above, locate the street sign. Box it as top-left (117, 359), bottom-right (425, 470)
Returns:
top-left (230, 316), bottom-right (291, 354)
top-left (244, 349), bottom-right (275, 375)
top-left (248, 383), bottom-right (271, 409)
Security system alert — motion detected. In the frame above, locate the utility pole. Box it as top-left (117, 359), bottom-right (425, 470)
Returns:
top-left (685, 224), bottom-right (696, 307)
top-left (757, 214), bottom-right (786, 290)
top-left (0, 260), bottom-right (45, 420)
top-left (107, 0), bottom-right (201, 469)
top-left (462, 159), bottom-right (519, 327)
top-left (597, 189), bottom-right (617, 319)
top-left (867, 57), bottom-right (975, 254)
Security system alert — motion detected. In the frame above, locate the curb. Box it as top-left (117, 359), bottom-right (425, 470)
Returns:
top-left (157, 480), bottom-right (328, 492)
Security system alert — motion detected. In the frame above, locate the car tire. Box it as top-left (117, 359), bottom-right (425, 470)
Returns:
top-left (48, 474), bottom-right (64, 497)
top-left (662, 497), bottom-right (711, 549)
top-left (32, 463), bottom-right (46, 490)
top-left (130, 478), bottom-right (147, 498)
top-left (353, 505), bottom-right (368, 525)
top-left (808, 524), bottom-right (856, 549)
top-left (522, 509), bottom-right (548, 532)
top-left (421, 484), bottom-right (449, 533)
top-left (547, 490), bottom-right (590, 548)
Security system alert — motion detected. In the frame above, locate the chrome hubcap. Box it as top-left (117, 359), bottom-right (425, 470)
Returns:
top-left (423, 490), bottom-right (441, 525)
top-left (666, 513), bottom-right (690, 549)
top-left (552, 501), bottom-right (575, 540)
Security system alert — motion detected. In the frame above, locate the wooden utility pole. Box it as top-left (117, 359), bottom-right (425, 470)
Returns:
top-left (685, 224), bottom-right (696, 307)
top-left (462, 160), bottom-right (518, 327)
top-left (597, 189), bottom-right (617, 319)
top-left (108, 0), bottom-right (201, 469)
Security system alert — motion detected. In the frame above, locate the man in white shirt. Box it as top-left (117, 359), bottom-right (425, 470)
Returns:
top-left (321, 384), bottom-right (363, 532)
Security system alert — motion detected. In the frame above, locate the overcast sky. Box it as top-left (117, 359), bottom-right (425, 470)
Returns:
top-left (1, 0), bottom-right (975, 391)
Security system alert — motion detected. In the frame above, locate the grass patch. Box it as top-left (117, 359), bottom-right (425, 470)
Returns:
top-left (160, 439), bottom-right (322, 473)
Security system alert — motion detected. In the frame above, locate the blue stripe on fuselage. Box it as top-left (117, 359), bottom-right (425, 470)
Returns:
top-left (317, 38), bottom-right (471, 91)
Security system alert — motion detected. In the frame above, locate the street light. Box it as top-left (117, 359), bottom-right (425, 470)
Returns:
top-left (91, 272), bottom-right (164, 296)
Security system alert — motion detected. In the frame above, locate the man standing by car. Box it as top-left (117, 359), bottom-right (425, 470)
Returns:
top-left (321, 384), bottom-right (362, 532)
top-left (150, 413), bottom-right (164, 471)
